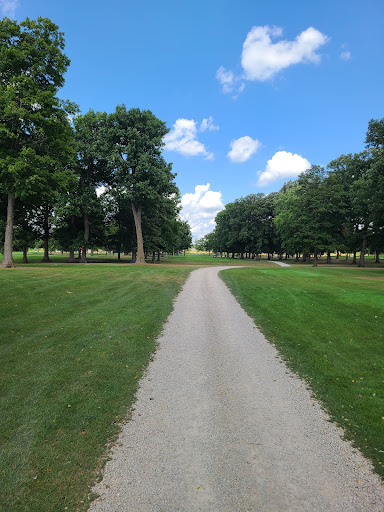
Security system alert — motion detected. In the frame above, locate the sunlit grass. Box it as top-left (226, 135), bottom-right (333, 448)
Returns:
top-left (221, 265), bottom-right (384, 479)
top-left (0, 263), bottom-right (192, 511)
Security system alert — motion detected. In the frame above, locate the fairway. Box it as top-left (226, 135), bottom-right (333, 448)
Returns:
top-left (0, 261), bottom-right (192, 512)
top-left (221, 265), bottom-right (384, 479)
top-left (1, 255), bottom-right (384, 511)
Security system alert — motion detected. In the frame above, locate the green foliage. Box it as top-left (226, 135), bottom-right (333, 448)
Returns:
top-left (212, 193), bottom-right (280, 256)
top-left (0, 17), bottom-right (77, 202)
top-left (107, 106), bottom-right (176, 204)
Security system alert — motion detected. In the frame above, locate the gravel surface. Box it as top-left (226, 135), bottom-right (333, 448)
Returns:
top-left (89, 267), bottom-right (384, 512)
top-left (271, 261), bottom-right (291, 267)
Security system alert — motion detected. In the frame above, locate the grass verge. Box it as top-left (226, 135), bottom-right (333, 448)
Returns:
top-left (0, 263), bottom-right (192, 511)
top-left (221, 265), bottom-right (384, 479)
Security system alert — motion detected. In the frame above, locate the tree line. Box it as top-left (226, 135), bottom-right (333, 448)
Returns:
top-left (196, 119), bottom-right (384, 267)
top-left (0, 17), bottom-right (191, 268)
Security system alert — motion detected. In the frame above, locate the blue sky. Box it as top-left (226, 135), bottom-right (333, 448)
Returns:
top-left (4, 0), bottom-right (384, 239)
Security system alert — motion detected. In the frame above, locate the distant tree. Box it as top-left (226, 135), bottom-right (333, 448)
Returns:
top-left (0, 17), bottom-right (76, 268)
top-left (275, 166), bottom-right (341, 266)
top-left (329, 152), bottom-right (377, 267)
top-left (172, 219), bottom-right (192, 254)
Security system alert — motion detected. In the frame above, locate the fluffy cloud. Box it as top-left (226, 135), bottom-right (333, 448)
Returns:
top-left (217, 25), bottom-right (329, 92)
top-left (257, 151), bottom-right (310, 186)
top-left (0, 0), bottom-right (19, 17)
top-left (227, 136), bottom-right (261, 162)
top-left (164, 118), bottom-right (214, 160)
top-left (180, 183), bottom-right (224, 240)
top-left (216, 66), bottom-right (236, 94)
top-left (200, 116), bottom-right (219, 132)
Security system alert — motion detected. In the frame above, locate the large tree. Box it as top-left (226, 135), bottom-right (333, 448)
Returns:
top-left (0, 17), bottom-right (76, 267)
top-left (72, 110), bottom-right (109, 263)
top-left (106, 106), bottom-right (177, 264)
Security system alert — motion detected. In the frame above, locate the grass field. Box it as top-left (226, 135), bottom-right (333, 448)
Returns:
top-left (0, 258), bottom-right (192, 511)
top-left (1, 251), bottom-right (383, 511)
top-left (221, 265), bottom-right (384, 479)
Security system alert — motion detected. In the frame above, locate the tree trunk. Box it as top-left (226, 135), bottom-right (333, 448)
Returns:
top-left (157, 251), bottom-right (161, 262)
top-left (358, 234), bottom-right (367, 267)
top-left (131, 201), bottom-right (145, 264)
top-left (131, 248), bottom-right (137, 263)
top-left (312, 248), bottom-right (318, 267)
top-left (352, 251), bottom-right (357, 264)
top-left (326, 252), bottom-right (331, 264)
top-left (42, 209), bottom-right (51, 263)
top-left (0, 194), bottom-right (16, 268)
top-left (81, 212), bottom-right (89, 263)
top-left (151, 251), bottom-right (156, 263)
top-left (90, 248), bottom-right (94, 256)
top-left (68, 248), bottom-right (76, 263)
top-left (22, 245), bottom-right (28, 264)
top-left (345, 253), bottom-right (349, 261)
top-left (375, 249), bottom-right (380, 263)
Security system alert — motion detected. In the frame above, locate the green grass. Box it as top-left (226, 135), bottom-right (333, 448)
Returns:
top-left (221, 265), bottom-right (384, 479)
top-left (0, 261), bottom-right (192, 511)
top-left (2, 251), bottom-right (384, 510)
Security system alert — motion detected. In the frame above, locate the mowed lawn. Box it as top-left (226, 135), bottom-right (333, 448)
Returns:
top-left (0, 260), bottom-right (192, 512)
top-left (221, 265), bottom-right (384, 479)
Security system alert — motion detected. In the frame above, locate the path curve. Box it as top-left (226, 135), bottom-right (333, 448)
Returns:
top-left (271, 261), bottom-right (291, 267)
top-left (89, 267), bottom-right (384, 512)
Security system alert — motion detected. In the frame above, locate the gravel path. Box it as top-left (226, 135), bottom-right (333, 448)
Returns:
top-left (271, 261), bottom-right (291, 267)
top-left (89, 267), bottom-right (384, 512)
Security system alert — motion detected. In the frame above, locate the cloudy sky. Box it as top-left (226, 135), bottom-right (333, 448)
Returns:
top-left (6, 0), bottom-right (384, 239)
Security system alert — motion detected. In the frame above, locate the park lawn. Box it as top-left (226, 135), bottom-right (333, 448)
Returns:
top-left (0, 262), bottom-right (192, 512)
top-left (221, 265), bottom-right (384, 479)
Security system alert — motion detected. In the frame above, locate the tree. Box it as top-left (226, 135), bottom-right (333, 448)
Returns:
top-left (275, 166), bottom-right (341, 266)
top-left (73, 110), bottom-right (109, 262)
top-left (170, 219), bottom-right (192, 255)
top-left (0, 17), bottom-right (76, 268)
top-left (106, 106), bottom-right (177, 264)
top-left (329, 152), bottom-right (377, 267)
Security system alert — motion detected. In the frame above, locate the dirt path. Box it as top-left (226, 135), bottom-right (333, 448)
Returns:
top-left (89, 267), bottom-right (384, 512)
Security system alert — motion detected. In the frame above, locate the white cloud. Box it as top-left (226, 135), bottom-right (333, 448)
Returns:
top-left (340, 51), bottom-right (351, 61)
top-left (217, 25), bottom-right (329, 92)
top-left (200, 116), bottom-right (219, 132)
top-left (228, 136), bottom-right (261, 162)
top-left (257, 151), bottom-right (310, 186)
top-left (216, 66), bottom-right (236, 94)
top-left (216, 66), bottom-right (245, 96)
top-left (242, 26), bottom-right (329, 81)
top-left (180, 183), bottom-right (224, 240)
top-left (0, 0), bottom-right (19, 17)
top-left (164, 118), bottom-right (214, 160)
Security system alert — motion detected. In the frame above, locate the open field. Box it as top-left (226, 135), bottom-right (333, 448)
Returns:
top-left (1, 253), bottom-right (383, 511)
top-left (221, 265), bottom-right (384, 479)
top-left (0, 262), bottom-right (192, 511)
top-left (4, 250), bottom-right (383, 267)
